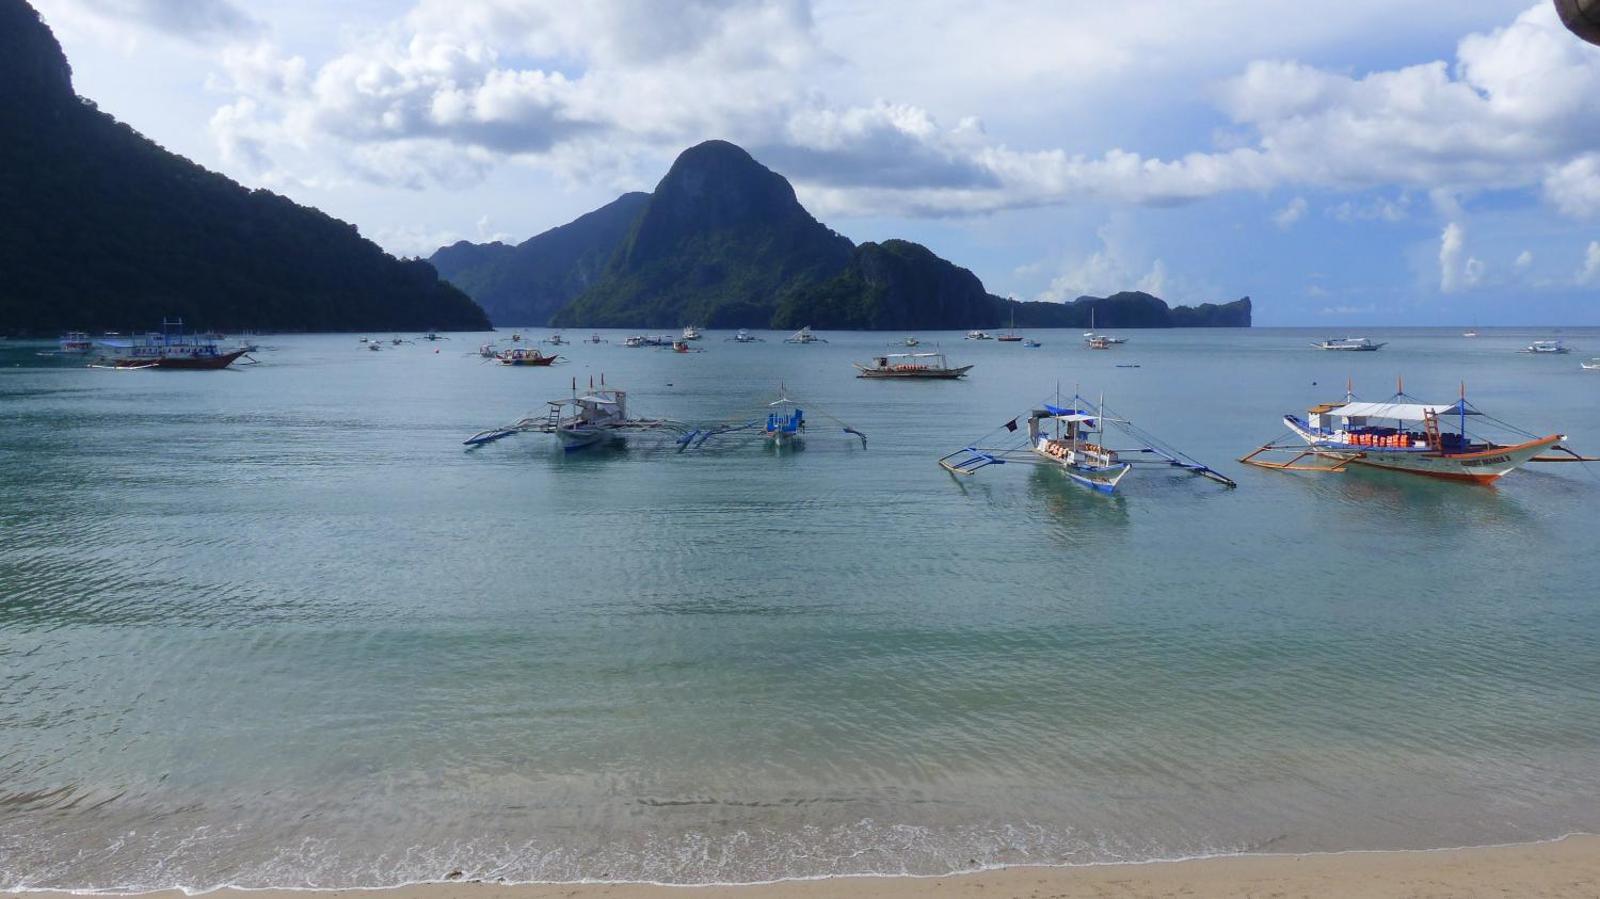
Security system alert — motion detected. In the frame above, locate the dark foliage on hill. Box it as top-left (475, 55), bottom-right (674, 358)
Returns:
top-left (429, 192), bottom-right (649, 326)
top-left (433, 138), bottom-right (1251, 330)
top-left (548, 141), bottom-right (854, 328)
top-left (0, 0), bottom-right (488, 335)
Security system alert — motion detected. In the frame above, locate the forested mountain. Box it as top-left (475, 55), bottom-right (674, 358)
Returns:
top-left (0, 0), bottom-right (488, 335)
top-left (436, 141), bottom-right (1250, 330)
top-left (549, 141), bottom-right (855, 328)
top-left (430, 192), bottom-right (649, 326)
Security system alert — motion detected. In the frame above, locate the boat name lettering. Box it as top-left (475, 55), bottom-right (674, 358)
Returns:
top-left (1460, 455), bottom-right (1510, 467)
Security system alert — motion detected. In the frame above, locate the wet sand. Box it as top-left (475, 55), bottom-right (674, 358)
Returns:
top-left (10, 834), bottom-right (1597, 899)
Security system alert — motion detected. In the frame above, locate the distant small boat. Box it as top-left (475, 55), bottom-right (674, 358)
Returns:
top-left (670, 339), bottom-right (705, 353)
top-left (368, 342), bottom-right (382, 352)
top-left (903, 336), bottom-right (920, 347)
top-left (1087, 335), bottom-right (1113, 350)
top-left (997, 309), bottom-right (1024, 342)
top-left (1081, 309), bottom-right (1127, 345)
top-left (726, 329), bottom-right (765, 343)
top-left (1312, 337), bottom-right (1385, 351)
top-left (58, 331), bottom-right (94, 354)
top-left (1463, 329), bottom-right (1479, 338)
top-left (1116, 363), bottom-right (1140, 368)
top-left (1523, 339), bottom-right (1570, 355)
top-left (587, 333), bottom-right (608, 344)
top-left (544, 332), bottom-right (568, 346)
top-left (785, 326), bottom-right (826, 344)
top-left (498, 347), bottom-right (559, 366)
top-left (681, 325), bottom-right (703, 341)
top-left (855, 352), bottom-right (972, 379)
top-left (1582, 358), bottom-right (1600, 370)
top-left (477, 342), bottom-right (497, 358)
top-left (1023, 338), bottom-right (1043, 348)
top-left (358, 336), bottom-right (370, 343)
top-left (422, 332), bottom-right (447, 341)
top-left (965, 330), bottom-right (994, 340)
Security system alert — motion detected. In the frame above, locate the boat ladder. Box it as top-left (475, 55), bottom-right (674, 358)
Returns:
top-left (938, 446), bottom-right (1007, 475)
top-left (1422, 409), bottom-right (1442, 450)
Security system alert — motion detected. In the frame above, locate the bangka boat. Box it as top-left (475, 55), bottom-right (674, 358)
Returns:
top-left (497, 347), bottom-right (559, 366)
top-left (1523, 339), bottom-right (1571, 355)
top-left (672, 389), bottom-right (867, 453)
top-left (587, 333), bottom-right (608, 344)
top-left (1313, 336), bottom-right (1385, 351)
top-left (725, 329), bottom-right (765, 343)
top-left (465, 376), bottom-right (682, 452)
top-left (58, 331), bottom-right (94, 353)
top-left (681, 325), bottom-right (703, 341)
top-left (785, 326), bottom-right (826, 344)
top-left (544, 332), bottom-right (568, 346)
top-left (92, 319), bottom-right (250, 370)
top-left (1583, 358), bottom-right (1600, 370)
top-left (670, 339), bottom-right (705, 353)
top-left (422, 332), bottom-right (448, 342)
top-left (1086, 335), bottom-right (1113, 350)
top-left (1463, 329), bottom-right (1479, 338)
top-left (965, 330), bottom-right (994, 340)
top-left (368, 342), bottom-right (383, 352)
top-left (903, 336), bottom-right (920, 347)
top-left (855, 352), bottom-right (973, 379)
top-left (1240, 380), bottom-right (1595, 483)
top-left (939, 391), bottom-right (1235, 493)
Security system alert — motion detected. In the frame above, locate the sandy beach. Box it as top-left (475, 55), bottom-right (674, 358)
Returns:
top-left (9, 835), bottom-right (1595, 899)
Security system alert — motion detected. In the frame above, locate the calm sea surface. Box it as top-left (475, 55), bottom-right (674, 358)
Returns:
top-left (2, 327), bottom-right (1598, 889)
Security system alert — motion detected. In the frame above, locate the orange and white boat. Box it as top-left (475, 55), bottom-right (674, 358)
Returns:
top-left (1241, 381), bottom-right (1592, 483)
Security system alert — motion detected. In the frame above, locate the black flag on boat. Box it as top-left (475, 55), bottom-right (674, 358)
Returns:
top-left (1004, 418), bottom-right (1018, 432)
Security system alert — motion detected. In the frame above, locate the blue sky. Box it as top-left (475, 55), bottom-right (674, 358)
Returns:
top-left (33, 0), bottom-right (1600, 324)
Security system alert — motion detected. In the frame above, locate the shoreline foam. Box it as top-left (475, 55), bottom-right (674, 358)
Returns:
top-left (7, 834), bottom-right (1598, 899)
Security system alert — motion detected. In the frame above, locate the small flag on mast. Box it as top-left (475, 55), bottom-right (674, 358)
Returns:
top-left (1004, 418), bottom-right (1018, 432)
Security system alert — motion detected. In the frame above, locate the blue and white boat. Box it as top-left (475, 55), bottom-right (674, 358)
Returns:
top-left (939, 392), bottom-right (1235, 493)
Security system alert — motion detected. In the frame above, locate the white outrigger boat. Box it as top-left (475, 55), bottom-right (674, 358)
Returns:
top-left (855, 352), bottom-right (973, 379)
top-left (681, 325), bottom-right (703, 341)
top-left (1582, 357), bottom-right (1600, 370)
top-left (1240, 380), bottom-right (1594, 483)
top-left (1312, 336), bottom-right (1385, 351)
top-left (784, 326), bottom-right (826, 344)
top-left (725, 329), bottom-right (765, 343)
top-left (939, 391), bottom-right (1236, 493)
top-left (464, 376), bottom-right (682, 451)
top-left (1523, 339), bottom-right (1570, 355)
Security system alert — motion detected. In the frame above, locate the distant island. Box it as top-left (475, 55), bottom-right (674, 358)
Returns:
top-left (432, 140), bottom-right (1250, 330)
top-left (0, 0), bottom-right (488, 336)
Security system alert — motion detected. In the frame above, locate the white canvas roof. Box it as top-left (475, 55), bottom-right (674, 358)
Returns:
top-left (1333, 401), bottom-right (1475, 421)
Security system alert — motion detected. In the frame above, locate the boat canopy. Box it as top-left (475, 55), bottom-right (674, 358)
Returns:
top-left (1040, 404), bottom-right (1097, 422)
top-left (1332, 401), bottom-right (1477, 421)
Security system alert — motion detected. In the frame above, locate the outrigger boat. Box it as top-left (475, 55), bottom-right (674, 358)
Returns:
top-left (1583, 358), bottom-right (1600, 370)
top-left (465, 376), bottom-right (682, 451)
top-left (855, 352), bottom-right (972, 379)
top-left (1523, 339), bottom-right (1570, 355)
top-left (1240, 380), bottom-right (1595, 483)
top-left (670, 338), bottom-right (705, 353)
top-left (939, 391), bottom-right (1236, 493)
top-left (1082, 310), bottom-right (1127, 345)
top-left (422, 332), bottom-right (448, 342)
top-left (58, 331), bottom-right (94, 354)
top-left (91, 319), bottom-right (251, 370)
top-left (670, 388), bottom-right (867, 454)
top-left (1313, 336), bottom-right (1385, 351)
top-left (681, 325), bottom-right (703, 341)
top-left (965, 330), bottom-right (994, 340)
top-left (725, 329), bottom-right (765, 343)
top-left (785, 326), bottom-right (826, 344)
top-left (543, 332), bottom-right (568, 346)
top-left (903, 336), bottom-right (920, 347)
top-left (497, 347), bottom-right (559, 366)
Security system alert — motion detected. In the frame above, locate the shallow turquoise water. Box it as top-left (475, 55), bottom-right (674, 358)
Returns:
top-left (2, 328), bottom-right (1598, 888)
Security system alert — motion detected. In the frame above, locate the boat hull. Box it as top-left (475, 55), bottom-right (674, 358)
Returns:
top-left (108, 349), bottom-right (247, 370)
top-left (1282, 416), bottom-right (1561, 483)
top-left (856, 365), bottom-right (972, 379)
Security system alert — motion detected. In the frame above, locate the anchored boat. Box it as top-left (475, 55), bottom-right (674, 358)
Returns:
top-left (681, 325), bottom-right (703, 341)
top-left (1523, 339), bottom-right (1571, 355)
top-left (725, 329), bottom-right (765, 343)
top-left (465, 376), bottom-right (682, 451)
top-left (497, 347), bottom-right (559, 366)
top-left (939, 392), bottom-right (1236, 493)
top-left (855, 352), bottom-right (973, 379)
top-left (92, 319), bottom-right (251, 370)
top-left (671, 389), bottom-right (867, 453)
top-left (1240, 381), bottom-right (1594, 482)
top-left (1583, 358), bottom-right (1600, 370)
top-left (965, 330), bottom-right (994, 340)
top-left (1312, 336), bottom-right (1385, 351)
top-left (785, 326), bottom-right (826, 344)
